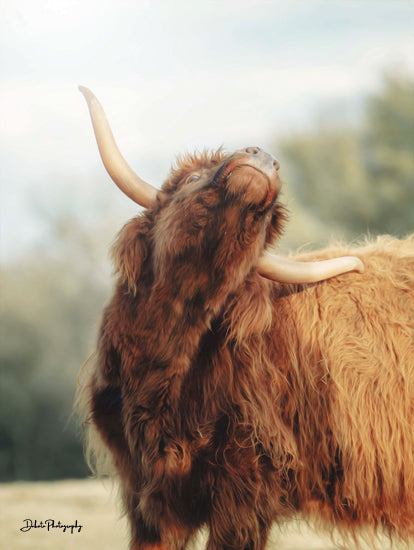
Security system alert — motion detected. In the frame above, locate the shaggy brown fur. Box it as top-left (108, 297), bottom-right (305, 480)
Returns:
top-left (77, 149), bottom-right (414, 550)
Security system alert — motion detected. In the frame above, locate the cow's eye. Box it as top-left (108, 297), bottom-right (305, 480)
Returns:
top-left (187, 175), bottom-right (200, 184)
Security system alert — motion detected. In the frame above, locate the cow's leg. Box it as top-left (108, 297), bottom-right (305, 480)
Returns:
top-left (206, 527), bottom-right (270, 550)
top-left (129, 514), bottom-right (191, 550)
top-left (126, 492), bottom-right (192, 550)
top-left (130, 540), bottom-right (190, 550)
top-left (206, 510), bottom-right (271, 550)
top-left (128, 512), bottom-right (161, 549)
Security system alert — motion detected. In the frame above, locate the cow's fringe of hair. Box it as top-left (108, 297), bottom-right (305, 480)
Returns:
top-left (169, 148), bottom-right (227, 179)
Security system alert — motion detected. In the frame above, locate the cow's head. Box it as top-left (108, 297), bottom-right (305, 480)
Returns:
top-left (79, 86), bottom-right (363, 286)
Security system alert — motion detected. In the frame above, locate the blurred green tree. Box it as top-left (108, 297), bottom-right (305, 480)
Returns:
top-left (278, 75), bottom-right (414, 245)
top-left (0, 215), bottom-right (111, 481)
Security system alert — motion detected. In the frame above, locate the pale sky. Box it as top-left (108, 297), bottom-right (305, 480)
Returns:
top-left (1, 0), bottom-right (414, 259)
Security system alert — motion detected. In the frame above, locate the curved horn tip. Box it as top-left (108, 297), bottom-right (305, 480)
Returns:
top-left (352, 257), bottom-right (365, 273)
top-left (78, 86), bottom-right (100, 107)
top-left (78, 85), bottom-right (158, 209)
top-left (78, 85), bottom-right (93, 98)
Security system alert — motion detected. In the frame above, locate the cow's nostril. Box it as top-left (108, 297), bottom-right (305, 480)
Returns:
top-left (273, 159), bottom-right (280, 170)
top-left (245, 147), bottom-right (260, 155)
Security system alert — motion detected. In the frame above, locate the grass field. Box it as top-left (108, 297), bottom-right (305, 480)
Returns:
top-left (0, 479), bottom-right (407, 550)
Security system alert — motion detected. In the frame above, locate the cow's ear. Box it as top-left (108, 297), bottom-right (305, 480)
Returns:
top-left (111, 217), bottom-right (149, 295)
top-left (265, 202), bottom-right (288, 246)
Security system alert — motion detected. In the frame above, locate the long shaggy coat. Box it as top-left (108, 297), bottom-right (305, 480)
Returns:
top-left (77, 150), bottom-right (414, 550)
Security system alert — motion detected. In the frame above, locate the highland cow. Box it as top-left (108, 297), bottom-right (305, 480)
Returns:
top-left (77, 87), bottom-right (414, 550)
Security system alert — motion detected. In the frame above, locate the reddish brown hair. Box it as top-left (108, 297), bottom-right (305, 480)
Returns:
top-left (77, 149), bottom-right (414, 550)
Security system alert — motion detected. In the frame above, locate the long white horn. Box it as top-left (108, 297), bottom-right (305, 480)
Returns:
top-left (79, 86), bottom-right (157, 208)
top-left (258, 251), bottom-right (364, 284)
